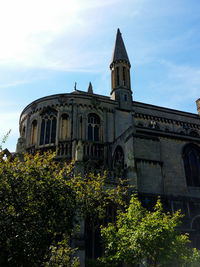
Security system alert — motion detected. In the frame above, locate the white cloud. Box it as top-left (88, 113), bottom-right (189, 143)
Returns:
top-left (142, 60), bottom-right (200, 112)
top-left (0, 0), bottom-right (143, 70)
top-left (0, 80), bottom-right (30, 88)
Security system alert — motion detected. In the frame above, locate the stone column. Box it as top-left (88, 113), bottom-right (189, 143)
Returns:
top-left (73, 103), bottom-right (77, 140)
top-left (82, 114), bottom-right (87, 141)
top-left (56, 110), bottom-right (61, 146)
top-left (26, 114), bottom-right (30, 148)
top-left (103, 108), bottom-right (107, 142)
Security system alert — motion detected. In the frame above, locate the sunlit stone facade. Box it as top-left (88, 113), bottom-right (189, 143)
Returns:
top-left (17, 29), bottom-right (200, 263)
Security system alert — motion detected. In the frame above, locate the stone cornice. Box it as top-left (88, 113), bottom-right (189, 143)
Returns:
top-left (135, 112), bottom-right (200, 130)
top-left (136, 127), bottom-right (200, 142)
top-left (133, 101), bottom-right (199, 119)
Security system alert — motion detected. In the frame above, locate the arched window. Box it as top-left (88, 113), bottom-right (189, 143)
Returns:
top-left (40, 109), bottom-right (57, 145)
top-left (122, 67), bottom-right (126, 86)
top-left (60, 114), bottom-right (69, 140)
top-left (88, 114), bottom-right (100, 142)
top-left (183, 144), bottom-right (200, 187)
top-left (30, 120), bottom-right (37, 145)
top-left (116, 67), bottom-right (120, 86)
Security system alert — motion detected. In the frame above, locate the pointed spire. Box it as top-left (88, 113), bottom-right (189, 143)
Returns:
top-left (88, 82), bottom-right (93, 94)
top-left (110, 29), bottom-right (130, 66)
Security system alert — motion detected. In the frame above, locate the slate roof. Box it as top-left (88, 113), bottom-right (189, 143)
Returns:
top-left (111, 28), bottom-right (130, 65)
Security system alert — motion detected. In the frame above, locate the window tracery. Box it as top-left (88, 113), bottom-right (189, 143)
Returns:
top-left (88, 114), bottom-right (100, 142)
top-left (40, 109), bottom-right (57, 145)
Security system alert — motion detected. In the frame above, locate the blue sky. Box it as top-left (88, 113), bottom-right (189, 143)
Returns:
top-left (1, 0), bottom-right (200, 151)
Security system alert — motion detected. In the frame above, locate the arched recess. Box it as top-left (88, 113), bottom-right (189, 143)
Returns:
top-left (88, 113), bottom-right (101, 142)
top-left (40, 108), bottom-right (57, 145)
top-left (113, 145), bottom-right (124, 173)
top-left (21, 125), bottom-right (26, 138)
top-left (60, 113), bottom-right (70, 140)
top-left (183, 144), bottom-right (200, 187)
top-left (30, 120), bottom-right (37, 145)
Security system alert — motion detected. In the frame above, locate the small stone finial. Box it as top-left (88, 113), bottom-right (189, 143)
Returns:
top-left (196, 98), bottom-right (200, 115)
top-left (74, 82), bottom-right (77, 91)
top-left (88, 82), bottom-right (93, 94)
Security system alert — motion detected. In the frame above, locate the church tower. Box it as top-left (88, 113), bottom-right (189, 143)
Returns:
top-left (110, 29), bottom-right (132, 110)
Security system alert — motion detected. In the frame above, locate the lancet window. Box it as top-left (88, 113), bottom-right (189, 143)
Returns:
top-left (40, 109), bottom-right (57, 145)
top-left (88, 113), bottom-right (100, 142)
top-left (30, 120), bottom-right (37, 145)
top-left (116, 67), bottom-right (120, 86)
top-left (122, 67), bottom-right (126, 86)
top-left (183, 144), bottom-right (200, 187)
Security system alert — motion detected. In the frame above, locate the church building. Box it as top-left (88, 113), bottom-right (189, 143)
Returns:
top-left (17, 29), bottom-right (200, 258)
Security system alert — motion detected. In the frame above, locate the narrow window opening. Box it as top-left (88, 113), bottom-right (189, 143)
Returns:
top-left (123, 67), bottom-right (126, 86)
top-left (80, 116), bottom-right (83, 139)
top-left (31, 120), bottom-right (37, 145)
top-left (116, 67), bottom-right (119, 86)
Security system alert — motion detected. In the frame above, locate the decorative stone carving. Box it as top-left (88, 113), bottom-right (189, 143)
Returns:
top-left (91, 97), bottom-right (100, 106)
top-left (58, 95), bottom-right (68, 104)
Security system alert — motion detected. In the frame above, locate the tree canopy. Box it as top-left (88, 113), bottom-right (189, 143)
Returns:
top-left (0, 151), bottom-right (128, 266)
top-left (0, 146), bottom-right (200, 267)
top-left (101, 194), bottom-right (200, 267)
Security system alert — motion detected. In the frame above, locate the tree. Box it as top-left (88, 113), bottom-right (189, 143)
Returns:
top-left (43, 236), bottom-right (80, 267)
top-left (0, 151), bottom-right (129, 266)
top-left (0, 130), bottom-right (11, 152)
top-left (101, 194), bottom-right (200, 267)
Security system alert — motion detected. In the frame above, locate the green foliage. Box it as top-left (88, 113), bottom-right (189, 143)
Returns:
top-left (69, 172), bottom-right (129, 223)
top-left (0, 151), bottom-right (129, 266)
top-left (43, 236), bottom-right (80, 267)
top-left (0, 151), bottom-right (76, 266)
top-left (101, 194), bottom-right (194, 267)
top-left (184, 248), bottom-right (200, 267)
